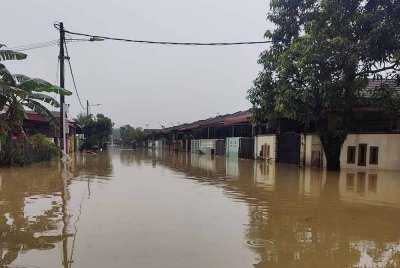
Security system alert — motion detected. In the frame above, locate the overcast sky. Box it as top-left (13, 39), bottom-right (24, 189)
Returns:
top-left (3, 0), bottom-right (271, 129)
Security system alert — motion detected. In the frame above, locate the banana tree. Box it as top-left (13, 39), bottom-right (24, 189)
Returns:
top-left (0, 44), bottom-right (27, 61)
top-left (0, 45), bottom-right (72, 164)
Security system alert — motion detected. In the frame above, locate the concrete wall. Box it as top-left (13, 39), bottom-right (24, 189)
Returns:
top-left (340, 134), bottom-right (400, 170)
top-left (194, 139), bottom-right (215, 154)
top-left (226, 137), bottom-right (240, 158)
top-left (305, 134), bottom-right (400, 171)
top-left (304, 135), bottom-right (324, 167)
top-left (254, 135), bottom-right (277, 161)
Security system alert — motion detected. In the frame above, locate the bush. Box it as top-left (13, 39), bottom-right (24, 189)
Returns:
top-left (0, 134), bottom-right (60, 166)
top-left (29, 133), bottom-right (60, 158)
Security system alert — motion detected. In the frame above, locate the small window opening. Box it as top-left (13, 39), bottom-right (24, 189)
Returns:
top-left (369, 146), bottom-right (379, 165)
top-left (347, 146), bottom-right (356, 164)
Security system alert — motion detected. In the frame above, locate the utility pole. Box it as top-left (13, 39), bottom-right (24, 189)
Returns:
top-left (86, 100), bottom-right (89, 116)
top-left (59, 22), bottom-right (66, 151)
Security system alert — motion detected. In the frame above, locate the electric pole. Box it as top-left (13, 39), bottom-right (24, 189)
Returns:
top-left (59, 22), bottom-right (65, 151)
top-left (87, 100), bottom-right (89, 116)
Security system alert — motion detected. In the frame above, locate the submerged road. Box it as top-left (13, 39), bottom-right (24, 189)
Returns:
top-left (0, 150), bottom-right (399, 267)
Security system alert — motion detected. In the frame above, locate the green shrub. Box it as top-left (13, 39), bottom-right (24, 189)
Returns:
top-left (29, 133), bottom-right (60, 158)
top-left (0, 134), bottom-right (60, 166)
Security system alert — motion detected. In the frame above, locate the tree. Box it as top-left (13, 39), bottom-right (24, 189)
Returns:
top-left (0, 44), bottom-right (72, 165)
top-left (75, 112), bottom-right (93, 127)
top-left (79, 113), bottom-right (113, 150)
top-left (120, 125), bottom-right (145, 148)
top-left (248, 0), bottom-right (400, 170)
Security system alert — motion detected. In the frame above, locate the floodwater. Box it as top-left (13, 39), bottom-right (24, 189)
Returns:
top-left (1, 150), bottom-right (400, 268)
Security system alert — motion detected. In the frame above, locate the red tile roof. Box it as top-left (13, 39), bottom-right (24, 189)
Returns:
top-left (25, 111), bottom-right (75, 125)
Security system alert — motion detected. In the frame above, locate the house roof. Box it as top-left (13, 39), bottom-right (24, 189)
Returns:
top-left (177, 121), bottom-right (203, 131)
top-left (361, 79), bottom-right (400, 98)
top-left (198, 113), bottom-right (240, 128)
top-left (143, 129), bottom-right (161, 135)
top-left (223, 110), bottom-right (251, 125)
top-left (175, 111), bottom-right (252, 131)
top-left (25, 111), bottom-right (75, 126)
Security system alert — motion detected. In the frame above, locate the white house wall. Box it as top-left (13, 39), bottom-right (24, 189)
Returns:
top-left (254, 135), bottom-right (277, 161)
top-left (304, 134), bottom-right (400, 171)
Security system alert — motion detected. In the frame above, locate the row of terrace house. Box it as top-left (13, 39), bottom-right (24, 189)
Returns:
top-left (146, 80), bottom-right (400, 171)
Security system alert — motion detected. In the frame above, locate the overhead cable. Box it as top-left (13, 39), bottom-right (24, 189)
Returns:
top-left (9, 40), bottom-right (60, 51)
top-left (8, 39), bottom-right (91, 52)
top-left (64, 29), bottom-right (273, 46)
top-left (64, 41), bottom-right (86, 110)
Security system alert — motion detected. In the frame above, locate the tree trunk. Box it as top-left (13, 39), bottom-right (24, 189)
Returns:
top-left (318, 130), bottom-right (347, 171)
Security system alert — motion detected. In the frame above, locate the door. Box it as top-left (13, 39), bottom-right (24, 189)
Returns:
top-left (278, 132), bottom-right (301, 164)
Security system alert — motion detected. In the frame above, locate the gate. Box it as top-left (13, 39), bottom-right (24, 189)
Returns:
top-left (278, 132), bottom-right (300, 164)
top-left (215, 139), bottom-right (225, 155)
top-left (239, 138), bottom-right (255, 159)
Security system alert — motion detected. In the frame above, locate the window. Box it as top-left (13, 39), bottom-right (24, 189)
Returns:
top-left (347, 146), bottom-right (356, 164)
top-left (369, 146), bottom-right (379, 165)
top-left (358, 144), bottom-right (367, 166)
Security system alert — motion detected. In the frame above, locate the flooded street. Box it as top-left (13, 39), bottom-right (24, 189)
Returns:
top-left (1, 150), bottom-right (400, 267)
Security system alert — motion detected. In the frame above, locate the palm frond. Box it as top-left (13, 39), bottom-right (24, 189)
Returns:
top-left (0, 50), bottom-right (27, 61)
top-left (0, 63), bottom-right (15, 84)
top-left (0, 95), bottom-right (7, 111)
top-left (28, 93), bottom-right (60, 108)
top-left (24, 99), bottom-right (59, 126)
top-left (13, 74), bottom-right (30, 84)
top-left (19, 78), bottom-right (72, 96)
top-left (0, 44), bottom-right (5, 48)
top-left (0, 84), bottom-right (29, 97)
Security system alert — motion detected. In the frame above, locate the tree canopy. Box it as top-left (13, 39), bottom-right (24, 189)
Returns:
top-left (77, 113), bottom-right (113, 150)
top-left (248, 0), bottom-right (400, 170)
top-left (119, 125), bottom-right (145, 148)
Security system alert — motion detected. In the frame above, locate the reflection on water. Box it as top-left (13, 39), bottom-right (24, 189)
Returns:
top-left (0, 150), bottom-right (399, 267)
top-left (148, 150), bottom-right (400, 267)
top-left (0, 153), bottom-right (112, 267)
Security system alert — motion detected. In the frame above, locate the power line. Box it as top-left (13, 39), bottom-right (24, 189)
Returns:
top-left (9, 40), bottom-right (58, 49)
top-left (8, 39), bottom-right (90, 52)
top-left (64, 40), bottom-right (86, 110)
top-left (64, 29), bottom-right (273, 46)
top-left (9, 40), bottom-right (60, 51)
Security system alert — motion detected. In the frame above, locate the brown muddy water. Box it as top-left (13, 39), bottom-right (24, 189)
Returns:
top-left (0, 149), bottom-right (400, 268)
